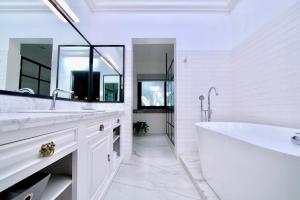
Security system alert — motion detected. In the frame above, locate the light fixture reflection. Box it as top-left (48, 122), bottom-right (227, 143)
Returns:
top-left (43, 0), bottom-right (80, 23)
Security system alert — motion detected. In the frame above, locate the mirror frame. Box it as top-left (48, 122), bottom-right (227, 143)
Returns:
top-left (56, 45), bottom-right (125, 103)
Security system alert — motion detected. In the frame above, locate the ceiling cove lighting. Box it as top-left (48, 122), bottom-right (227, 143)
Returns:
top-left (43, 0), bottom-right (80, 23)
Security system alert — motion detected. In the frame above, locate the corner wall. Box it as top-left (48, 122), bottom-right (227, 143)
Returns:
top-left (231, 1), bottom-right (300, 129)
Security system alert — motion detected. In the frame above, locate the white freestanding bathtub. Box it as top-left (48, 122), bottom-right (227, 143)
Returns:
top-left (195, 122), bottom-right (300, 200)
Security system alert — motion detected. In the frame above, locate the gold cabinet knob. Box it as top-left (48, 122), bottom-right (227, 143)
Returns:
top-left (40, 142), bottom-right (55, 157)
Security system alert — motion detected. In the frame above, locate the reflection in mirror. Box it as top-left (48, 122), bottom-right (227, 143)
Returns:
top-left (93, 46), bottom-right (124, 102)
top-left (57, 45), bottom-right (124, 102)
top-left (0, 3), bottom-right (88, 98)
top-left (8, 41), bottom-right (53, 96)
top-left (103, 75), bottom-right (121, 101)
top-left (57, 46), bottom-right (90, 100)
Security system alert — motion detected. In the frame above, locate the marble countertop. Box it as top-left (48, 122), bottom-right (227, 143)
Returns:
top-left (0, 110), bottom-right (123, 133)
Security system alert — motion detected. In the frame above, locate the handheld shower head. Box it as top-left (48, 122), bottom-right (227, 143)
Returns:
top-left (199, 95), bottom-right (205, 101)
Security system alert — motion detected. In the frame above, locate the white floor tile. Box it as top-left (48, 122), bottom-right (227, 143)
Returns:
top-left (104, 134), bottom-right (202, 200)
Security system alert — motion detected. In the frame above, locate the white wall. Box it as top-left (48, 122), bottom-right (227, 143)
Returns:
top-left (231, 0), bottom-right (300, 47)
top-left (133, 114), bottom-right (166, 134)
top-left (5, 40), bottom-right (21, 91)
top-left (231, 0), bottom-right (300, 129)
top-left (70, 0), bottom-right (233, 51)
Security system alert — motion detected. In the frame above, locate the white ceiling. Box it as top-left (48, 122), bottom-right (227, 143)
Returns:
top-left (85, 0), bottom-right (240, 12)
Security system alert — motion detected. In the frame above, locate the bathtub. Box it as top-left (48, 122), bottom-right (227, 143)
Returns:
top-left (195, 122), bottom-right (300, 200)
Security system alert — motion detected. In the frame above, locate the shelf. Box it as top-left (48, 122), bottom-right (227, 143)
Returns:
top-left (133, 109), bottom-right (166, 113)
top-left (41, 175), bottom-right (72, 200)
top-left (113, 135), bottom-right (120, 143)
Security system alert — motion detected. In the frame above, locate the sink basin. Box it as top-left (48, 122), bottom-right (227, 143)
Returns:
top-left (18, 109), bottom-right (106, 113)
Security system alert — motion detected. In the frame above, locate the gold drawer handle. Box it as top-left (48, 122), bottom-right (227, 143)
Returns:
top-left (40, 142), bottom-right (55, 157)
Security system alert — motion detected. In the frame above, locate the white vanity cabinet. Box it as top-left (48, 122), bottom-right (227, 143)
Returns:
top-left (85, 119), bottom-right (113, 200)
top-left (87, 133), bottom-right (111, 199)
top-left (0, 111), bottom-right (123, 200)
top-left (0, 128), bottom-right (78, 193)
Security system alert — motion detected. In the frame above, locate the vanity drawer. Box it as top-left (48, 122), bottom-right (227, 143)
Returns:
top-left (0, 128), bottom-right (77, 192)
top-left (86, 119), bottom-right (113, 138)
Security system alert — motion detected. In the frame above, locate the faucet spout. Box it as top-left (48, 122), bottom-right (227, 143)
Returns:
top-left (207, 87), bottom-right (219, 122)
top-left (50, 88), bottom-right (74, 110)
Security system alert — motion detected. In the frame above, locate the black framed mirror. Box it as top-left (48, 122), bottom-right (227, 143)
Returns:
top-left (0, 2), bottom-right (125, 103)
top-left (56, 45), bottom-right (125, 103)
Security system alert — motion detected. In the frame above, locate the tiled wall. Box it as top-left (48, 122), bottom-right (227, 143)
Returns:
top-left (176, 51), bottom-right (233, 154)
top-left (232, 3), bottom-right (300, 129)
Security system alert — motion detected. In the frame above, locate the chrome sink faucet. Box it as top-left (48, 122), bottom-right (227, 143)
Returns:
top-left (207, 87), bottom-right (219, 122)
top-left (17, 88), bottom-right (35, 94)
top-left (50, 88), bottom-right (74, 110)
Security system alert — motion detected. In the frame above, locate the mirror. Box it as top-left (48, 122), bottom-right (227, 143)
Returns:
top-left (0, 3), bottom-right (125, 103)
top-left (0, 2), bottom-right (89, 98)
top-left (57, 45), bottom-right (124, 102)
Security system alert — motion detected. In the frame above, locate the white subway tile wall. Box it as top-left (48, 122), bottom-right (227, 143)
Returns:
top-left (232, 3), bottom-right (300, 129)
top-left (176, 51), bottom-right (233, 154)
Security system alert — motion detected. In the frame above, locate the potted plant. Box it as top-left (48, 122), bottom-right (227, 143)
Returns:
top-left (133, 121), bottom-right (149, 136)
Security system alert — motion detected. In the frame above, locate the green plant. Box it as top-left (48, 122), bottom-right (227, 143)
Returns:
top-left (133, 121), bottom-right (149, 136)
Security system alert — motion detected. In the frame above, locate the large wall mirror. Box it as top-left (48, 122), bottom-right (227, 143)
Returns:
top-left (0, 2), bottom-right (125, 103)
top-left (57, 45), bottom-right (124, 102)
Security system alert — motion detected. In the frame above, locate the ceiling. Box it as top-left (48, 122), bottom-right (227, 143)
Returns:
top-left (85, 0), bottom-right (240, 12)
top-left (0, 0), bottom-right (239, 13)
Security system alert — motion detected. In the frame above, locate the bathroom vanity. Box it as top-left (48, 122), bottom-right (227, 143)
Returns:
top-left (0, 110), bottom-right (123, 200)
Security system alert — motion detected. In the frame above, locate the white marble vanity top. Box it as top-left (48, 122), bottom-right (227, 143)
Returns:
top-left (0, 110), bottom-right (123, 133)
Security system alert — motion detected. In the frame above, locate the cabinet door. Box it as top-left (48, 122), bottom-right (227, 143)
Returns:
top-left (87, 135), bottom-right (110, 199)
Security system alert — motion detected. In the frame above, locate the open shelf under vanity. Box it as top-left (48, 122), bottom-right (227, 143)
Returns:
top-left (41, 175), bottom-right (72, 200)
top-left (0, 153), bottom-right (74, 200)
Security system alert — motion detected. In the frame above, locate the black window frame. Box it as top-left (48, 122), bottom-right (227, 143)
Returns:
top-left (137, 80), bottom-right (167, 109)
top-left (19, 56), bottom-right (51, 95)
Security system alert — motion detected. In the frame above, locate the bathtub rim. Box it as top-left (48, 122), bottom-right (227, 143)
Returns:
top-left (195, 122), bottom-right (300, 158)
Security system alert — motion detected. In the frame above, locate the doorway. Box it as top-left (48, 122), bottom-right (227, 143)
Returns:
top-left (132, 38), bottom-right (176, 152)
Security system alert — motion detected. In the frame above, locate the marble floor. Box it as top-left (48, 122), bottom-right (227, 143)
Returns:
top-left (180, 153), bottom-right (220, 200)
top-left (104, 134), bottom-right (202, 200)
